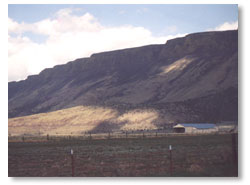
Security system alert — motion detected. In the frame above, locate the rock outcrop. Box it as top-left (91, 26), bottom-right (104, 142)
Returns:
top-left (8, 30), bottom-right (238, 123)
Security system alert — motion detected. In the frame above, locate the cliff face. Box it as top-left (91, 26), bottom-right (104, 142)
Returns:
top-left (8, 30), bottom-right (238, 122)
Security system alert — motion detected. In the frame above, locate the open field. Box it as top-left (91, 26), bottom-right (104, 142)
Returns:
top-left (8, 133), bottom-right (238, 177)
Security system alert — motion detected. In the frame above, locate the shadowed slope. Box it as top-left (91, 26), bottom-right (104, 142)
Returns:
top-left (8, 30), bottom-right (238, 126)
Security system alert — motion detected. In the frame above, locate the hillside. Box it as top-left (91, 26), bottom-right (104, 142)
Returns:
top-left (8, 30), bottom-right (238, 134)
top-left (8, 105), bottom-right (161, 135)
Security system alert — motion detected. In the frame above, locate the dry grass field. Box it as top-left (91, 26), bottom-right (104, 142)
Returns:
top-left (8, 134), bottom-right (238, 177)
top-left (8, 105), bottom-right (160, 136)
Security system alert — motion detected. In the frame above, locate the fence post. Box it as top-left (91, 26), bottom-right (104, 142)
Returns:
top-left (126, 131), bottom-right (128, 139)
top-left (169, 145), bottom-right (173, 176)
top-left (71, 149), bottom-right (75, 177)
top-left (47, 134), bottom-right (49, 141)
top-left (22, 135), bottom-right (25, 142)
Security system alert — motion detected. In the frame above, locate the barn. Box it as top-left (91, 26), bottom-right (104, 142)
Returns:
top-left (173, 124), bottom-right (185, 133)
top-left (173, 123), bottom-right (218, 134)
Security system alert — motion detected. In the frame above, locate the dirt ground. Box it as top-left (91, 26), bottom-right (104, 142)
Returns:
top-left (8, 133), bottom-right (238, 177)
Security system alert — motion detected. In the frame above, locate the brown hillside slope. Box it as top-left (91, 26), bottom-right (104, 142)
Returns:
top-left (8, 106), bottom-right (160, 136)
top-left (8, 30), bottom-right (238, 125)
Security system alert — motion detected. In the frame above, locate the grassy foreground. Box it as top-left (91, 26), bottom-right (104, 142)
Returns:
top-left (8, 133), bottom-right (238, 177)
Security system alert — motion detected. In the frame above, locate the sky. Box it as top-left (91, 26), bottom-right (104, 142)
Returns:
top-left (8, 4), bottom-right (238, 82)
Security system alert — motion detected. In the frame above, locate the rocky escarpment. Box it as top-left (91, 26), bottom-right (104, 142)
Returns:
top-left (8, 30), bottom-right (238, 123)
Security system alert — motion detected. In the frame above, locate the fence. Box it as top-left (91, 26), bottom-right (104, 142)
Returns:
top-left (8, 129), bottom-right (229, 142)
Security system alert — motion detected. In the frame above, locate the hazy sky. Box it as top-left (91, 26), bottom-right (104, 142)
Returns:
top-left (8, 4), bottom-right (238, 82)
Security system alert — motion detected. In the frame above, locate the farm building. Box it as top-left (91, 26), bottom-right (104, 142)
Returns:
top-left (173, 123), bottom-right (218, 134)
top-left (173, 124), bottom-right (185, 133)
